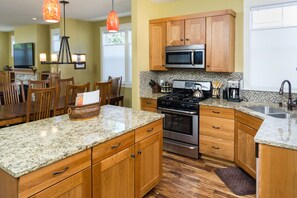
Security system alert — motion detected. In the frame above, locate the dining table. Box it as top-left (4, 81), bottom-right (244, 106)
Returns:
top-left (0, 98), bottom-right (66, 127)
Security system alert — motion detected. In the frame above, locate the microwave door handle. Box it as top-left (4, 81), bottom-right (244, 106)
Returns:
top-left (191, 50), bottom-right (194, 66)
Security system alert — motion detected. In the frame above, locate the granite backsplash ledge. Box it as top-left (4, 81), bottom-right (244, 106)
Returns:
top-left (139, 70), bottom-right (297, 104)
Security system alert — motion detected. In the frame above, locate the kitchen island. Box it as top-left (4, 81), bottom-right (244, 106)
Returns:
top-left (0, 105), bottom-right (164, 198)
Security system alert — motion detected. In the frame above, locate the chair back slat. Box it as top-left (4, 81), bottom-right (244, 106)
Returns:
top-left (0, 82), bottom-right (25, 105)
top-left (57, 77), bottom-right (74, 99)
top-left (108, 76), bottom-right (122, 97)
top-left (26, 86), bottom-right (58, 122)
top-left (93, 81), bottom-right (111, 106)
top-left (65, 82), bottom-right (90, 113)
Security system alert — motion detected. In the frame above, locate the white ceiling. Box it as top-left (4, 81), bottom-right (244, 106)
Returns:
top-left (0, 0), bottom-right (131, 32)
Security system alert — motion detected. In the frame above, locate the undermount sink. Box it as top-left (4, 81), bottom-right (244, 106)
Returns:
top-left (246, 105), bottom-right (297, 119)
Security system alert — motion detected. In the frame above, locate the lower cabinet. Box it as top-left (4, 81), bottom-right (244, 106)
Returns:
top-left (135, 132), bottom-right (163, 198)
top-left (30, 168), bottom-right (91, 198)
top-left (140, 98), bottom-right (157, 112)
top-left (234, 110), bottom-right (263, 178)
top-left (92, 146), bottom-right (135, 198)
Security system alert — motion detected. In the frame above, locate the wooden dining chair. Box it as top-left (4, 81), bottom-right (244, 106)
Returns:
top-left (93, 81), bottom-right (112, 106)
top-left (26, 86), bottom-right (59, 122)
top-left (28, 79), bottom-right (50, 88)
top-left (48, 72), bottom-right (61, 86)
top-left (0, 82), bottom-right (26, 105)
top-left (108, 76), bottom-right (124, 106)
top-left (56, 77), bottom-right (74, 99)
top-left (65, 82), bottom-right (90, 113)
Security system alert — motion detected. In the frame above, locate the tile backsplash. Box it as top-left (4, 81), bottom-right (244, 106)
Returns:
top-left (140, 69), bottom-right (297, 104)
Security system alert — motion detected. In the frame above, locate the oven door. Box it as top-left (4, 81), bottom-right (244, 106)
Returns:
top-left (159, 108), bottom-right (198, 145)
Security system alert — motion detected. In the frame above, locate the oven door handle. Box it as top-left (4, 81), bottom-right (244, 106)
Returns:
top-left (158, 107), bottom-right (198, 115)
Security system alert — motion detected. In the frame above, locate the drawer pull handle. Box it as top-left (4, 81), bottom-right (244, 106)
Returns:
top-left (212, 146), bottom-right (220, 150)
top-left (111, 143), bottom-right (121, 149)
top-left (53, 167), bottom-right (69, 176)
top-left (212, 111), bottom-right (220, 114)
top-left (146, 102), bottom-right (152, 105)
top-left (147, 128), bottom-right (154, 132)
top-left (138, 151), bottom-right (142, 155)
top-left (212, 126), bottom-right (220, 129)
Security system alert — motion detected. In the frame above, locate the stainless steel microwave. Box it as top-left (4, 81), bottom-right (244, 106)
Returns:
top-left (165, 44), bottom-right (205, 69)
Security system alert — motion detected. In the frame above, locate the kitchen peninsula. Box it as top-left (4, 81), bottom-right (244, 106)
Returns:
top-left (0, 105), bottom-right (164, 198)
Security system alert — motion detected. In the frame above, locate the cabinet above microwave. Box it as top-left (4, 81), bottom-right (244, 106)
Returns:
top-left (149, 9), bottom-right (236, 72)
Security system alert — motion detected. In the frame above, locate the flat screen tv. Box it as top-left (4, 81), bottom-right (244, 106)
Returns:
top-left (13, 43), bottom-right (35, 68)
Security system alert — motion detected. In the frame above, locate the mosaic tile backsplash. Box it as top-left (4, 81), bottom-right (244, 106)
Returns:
top-left (140, 69), bottom-right (297, 104)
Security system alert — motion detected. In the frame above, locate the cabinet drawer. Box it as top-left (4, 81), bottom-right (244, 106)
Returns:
top-left (92, 131), bottom-right (134, 164)
top-left (135, 119), bottom-right (163, 143)
top-left (19, 149), bottom-right (91, 198)
top-left (235, 110), bottom-right (263, 130)
top-left (141, 98), bottom-right (157, 108)
top-left (200, 115), bottom-right (234, 141)
top-left (200, 135), bottom-right (234, 161)
top-left (200, 105), bottom-right (234, 119)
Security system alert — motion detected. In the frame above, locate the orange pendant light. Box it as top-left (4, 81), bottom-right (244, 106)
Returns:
top-left (106, 0), bottom-right (119, 32)
top-left (43, 0), bottom-right (61, 23)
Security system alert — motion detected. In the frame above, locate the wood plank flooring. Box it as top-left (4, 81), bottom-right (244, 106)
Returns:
top-left (144, 151), bottom-right (256, 198)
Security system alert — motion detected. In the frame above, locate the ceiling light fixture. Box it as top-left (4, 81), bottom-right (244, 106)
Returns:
top-left (106, 0), bottom-right (119, 32)
top-left (43, 0), bottom-right (61, 23)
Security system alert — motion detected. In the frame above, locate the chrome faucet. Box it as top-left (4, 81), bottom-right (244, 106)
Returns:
top-left (279, 80), bottom-right (295, 111)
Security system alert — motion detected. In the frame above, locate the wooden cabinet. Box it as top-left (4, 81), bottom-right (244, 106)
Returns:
top-left (135, 120), bottom-right (163, 198)
top-left (258, 144), bottom-right (297, 198)
top-left (29, 168), bottom-right (91, 198)
top-left (93, 146), bottom-right (135, 198)
top-left (199, 105), bottom-right (234, 161)
top-left (149, 22), bottom-right (167, 71)
top-left (235, 111), bottom-right (263, 178)
top-left (19, 149), bottom-right (91, 198)
top-left (140, 98), bottom-right (157, 112)
top-left (167, 18), bottom-right (205, 46)
top-left (206, 14), bottom-right (235, 72)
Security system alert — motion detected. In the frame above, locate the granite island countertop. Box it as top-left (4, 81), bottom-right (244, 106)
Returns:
top-left (0, 105), bottom-right (164, 178)
top-left (200, 98), bottom-right (297, 151)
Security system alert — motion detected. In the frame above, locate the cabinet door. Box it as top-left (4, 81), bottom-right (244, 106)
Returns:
top-left (206, 15), bottom-right (235, 72)
top-left (149, 23), bottom-right (167, 71)
top-left (135, 132), bottom-right (163, 198)
top-left (93, 146), bottom-right (135, 198)
top-left (167, 20), bottom-right (185, 46)
top-left (235, 121), bottom-right (257, 178)
top-left (185, 18), bottom-right (206, 45)
top-left (30, 168), bottom-right (91, 198)
top-left (140, 98), bottom-right (157, 112)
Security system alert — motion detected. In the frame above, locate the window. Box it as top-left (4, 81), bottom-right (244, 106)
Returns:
top-left (244, 0), bottom-right (297, 92)
top-left (51, 28), bottom-right (60, 54)
top-left (100, 23), bottom-right (132, 87)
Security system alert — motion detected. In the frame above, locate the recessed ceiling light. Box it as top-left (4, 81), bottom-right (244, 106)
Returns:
top-left (32, 18), bottom-right (37, 20)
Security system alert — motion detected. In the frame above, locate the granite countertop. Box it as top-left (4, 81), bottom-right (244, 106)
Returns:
top-left (0, 105), bottom-right (164, 178)
top-left (200, 98), bottom-right (297, 151)
top-left (140, 93), bottom-right (166, 100)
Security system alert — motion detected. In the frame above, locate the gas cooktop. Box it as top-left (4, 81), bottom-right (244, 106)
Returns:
top-left (157, 80), bottom-right (212, 112)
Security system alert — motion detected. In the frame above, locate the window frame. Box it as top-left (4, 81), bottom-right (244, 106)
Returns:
top-left (100, 23), bottom-right (132, 88)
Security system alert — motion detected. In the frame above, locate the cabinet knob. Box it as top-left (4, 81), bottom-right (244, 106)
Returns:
top-left (207, 65), bottom-right (210, 68)
top-left (180, 39), bottom-right (184, 41)
top-left (138, 151), bottom-right (142, 155)
top-left (186, 38), bottom-right (189, 41)
top-left (131, 154), bottom-right (136, 158)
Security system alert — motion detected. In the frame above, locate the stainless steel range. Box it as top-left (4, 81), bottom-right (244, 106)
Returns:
top-left (157, 80), bottom-right (212, 158)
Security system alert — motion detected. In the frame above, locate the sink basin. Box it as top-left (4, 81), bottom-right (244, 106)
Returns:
top-left (246, 106), bottom-right (283, 114)
top-left (267, 113), bottom-right (291, 119)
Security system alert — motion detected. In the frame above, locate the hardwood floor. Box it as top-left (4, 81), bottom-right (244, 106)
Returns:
top-left (144, 151), bottom-right (256, 198)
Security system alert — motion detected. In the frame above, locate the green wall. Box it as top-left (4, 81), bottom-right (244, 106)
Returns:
top-left (0, 32), bottom-right (9, 70)
top-left (131, 0), bottom-right (243, 109)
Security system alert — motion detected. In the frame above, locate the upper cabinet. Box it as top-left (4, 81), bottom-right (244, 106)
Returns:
top-left (167, 18), bottom-right (206, 46)
top-left (149, 22), bottom-right (167, 71)
top-left (149, 9), bottom-right (236, 72)
top-left (206, 15), bottom-right (235, 72)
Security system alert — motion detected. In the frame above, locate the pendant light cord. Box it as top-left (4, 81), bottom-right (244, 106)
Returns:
top-left (63, 2), bottom-right (66, 37)
top-left (112, 0), bottom-right (114, 11)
